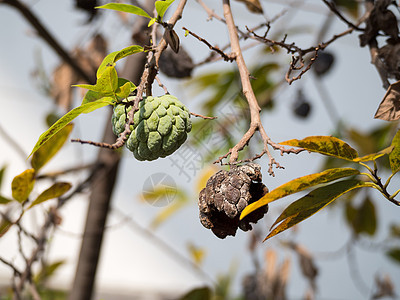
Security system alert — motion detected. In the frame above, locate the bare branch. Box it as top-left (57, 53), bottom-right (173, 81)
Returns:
top-left (183, 26), bottom-right (235, 62)
top-left (155, 76), bottom-right (169, 94)
top-left (190, 112), bottom-right (218, 120)
top-left (0, 257), bottom-right (21, 276)
top-left (217, 0), bottom-right (302, 174)
top-left (321, 0), bottom-right (364, 31)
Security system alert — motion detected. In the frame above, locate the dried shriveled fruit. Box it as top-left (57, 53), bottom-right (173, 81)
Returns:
top-left (112, 95), bottom-right (192, 161)
top-left (198, 163), bottom-right (269, 239)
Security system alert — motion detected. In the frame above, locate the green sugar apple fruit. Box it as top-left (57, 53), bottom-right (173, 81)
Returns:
top-left (112, 94), bottom-right (192, 161)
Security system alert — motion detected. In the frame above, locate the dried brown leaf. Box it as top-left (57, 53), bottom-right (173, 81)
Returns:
top-left (265, 249), bottom-right (277, 280)
top-left (163, 28), bottom-right (180, 53)
top-left (235, 0), bottom-right (263, 14)
top-left (50, 63), bottom-right (76, 111)
top-left (379, 43), bottom-right (400, 80)
top-left (373, 274), bottom-right (395, 299)
top-left (374, 80), bottom-right (400, 121)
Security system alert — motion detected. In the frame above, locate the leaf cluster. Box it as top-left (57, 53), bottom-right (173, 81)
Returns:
top-left (0, 125), bottom-right (74, 237)
top-left (240, 133), bottom-right (400, 241)
top-left (29, 1), bottom-right (178, 158)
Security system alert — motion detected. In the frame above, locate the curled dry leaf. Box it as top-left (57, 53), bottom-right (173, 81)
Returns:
top-left (372, 274), bottom-right (395, 299)
top-left (379, 42), bottom-right (400, 80)
top-left (234, 0), bottom-right (263, 14)
top-left (359, 0), bottom-right (399, 47)
top-left (374, 80), bottom-right (400, 121)
top-left (163, 27), bottom-right (180, 53)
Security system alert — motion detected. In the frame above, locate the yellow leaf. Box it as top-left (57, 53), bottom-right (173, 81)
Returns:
top-left (280, 136), bottom-right (358, 160)
top-left (28, 182), bottom-right (72, 210)
top-left (0, 219), bottom-right (12, 238)
top-left (265, 180), bottom-right (374, 240)
top-left (240, 168), bottom-right (360, 220)
top-left (353, 145), bottom-right (393, 162)
top-left (31, 124), bottom-right (74, 171)
top-left (187, 243), bottom-right (206, 266)
top-left (235, 0), bottom-right (263, 14)
top-left (389, 130), bottom-right (400, 174)
top-left (11, 169), bottom-right (36, 203)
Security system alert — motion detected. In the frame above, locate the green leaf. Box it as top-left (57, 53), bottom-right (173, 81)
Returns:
top-left (114, 45), bottom-right (145, 63)
top-left (115, 78), bottom-right (136, 99)
top-left (96, 3), bottom-right (151, 19)
top-left (76, 65), bottom-right (119, 96)
top-left (265, 179), bottom-right (373, 240)
top-left (179, 287), bottom-right (212, 300)
top-left (34, 260), bottom-right (66, 285)
top-left (28, 98), bottom-right (115, 158)
top-left (81, 78), bottom-right (135, 104)
top-left (386, 248), bottom-right (400, 264)
top-left (148, 17), bottom-right (156, 27)
top-left (0, 195), bottom-right (13, 205)
top-left (80, 90), bottom-right (103, 104)
top-left (390, 223), bottom-right (400, 238)
top-left (31, 124), bottom-right (74, 171)
top-left (28, 182), bottom-right (71, 210)
top-left (240, 168), bottom-right (360, 220)
top-left (96, 64), bottom-right (118, 95)
top-left (76, 65), bottom-right (118, 103)
top-left (353, 145), bottom-right (393, 162)
top-left (389, 130), bottom-right (400, 174)
top-left (97, 45), bottom-right (144, 78)
top-left (334, 0), bottom-right (359, 18)
top-left (155, 0), bottom-right (175, 20)
top-left (0, 165), bottom-right (6, 190)
top-left (0, 219), bottom-right (12, 238)
top-left (11, 169), bottom-right (36, 203)
top-left (280, 136), bottom-right (358, 160)
top-left (345, 196), bottom-right (377, 236)
top-left (73, 83), bottom-right (102, 93)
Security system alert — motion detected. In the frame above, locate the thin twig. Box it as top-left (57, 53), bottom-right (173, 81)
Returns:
top-left (346, 242), bottom-right (370, 298)
top-left (183, 26), bottom-right (235, 62)
top-left (0, 122), bottom-right (27, 163)
top-left (0, 257), bottom-right (21, 276)
top-left (321, 0), bottom-right (364, 31)
top-left (216, 0), bottom-right (303, 175)
top-left (35, 163), bottom-right (95, 180)
top-left (247, 26), bottom-right (355, 84)
top-left (155, 76), bottom-right (169, 94)
top-left (28, 282), bottom-right (42, 300)
top-left (111, 207), bottom-right (215, 285)
top-left (190, 112), bottom-right (217, 120)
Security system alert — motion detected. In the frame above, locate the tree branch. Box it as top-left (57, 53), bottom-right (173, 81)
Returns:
top-left (321, 0), bottom-right (364, 31)
top-left (0, 0), bottom-right (95, 84)
top-left (219, 0), bottom-right (302, 174)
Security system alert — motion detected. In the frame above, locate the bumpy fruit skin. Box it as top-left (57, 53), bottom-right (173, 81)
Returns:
top-left (112, 95), bottom-right (192, 161)
top-left (198, 163), bottom-right (269, 239)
